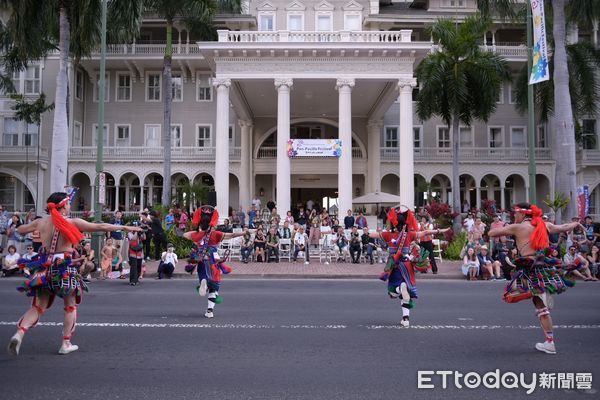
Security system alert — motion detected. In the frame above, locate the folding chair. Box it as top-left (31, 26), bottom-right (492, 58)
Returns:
top-left (279, 238), bottom-right (292, 262)
top-left (432, 238), bottom-right (443, 263)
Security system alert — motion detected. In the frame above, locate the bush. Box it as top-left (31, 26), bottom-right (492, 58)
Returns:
top-left (165, 227), bottom-right (193, 258)
top-left (445, 231), bottom-right (468, 260)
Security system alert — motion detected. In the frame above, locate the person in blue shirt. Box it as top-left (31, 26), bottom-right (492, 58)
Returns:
top-left (343, 209), bottom-right (355, 229)
top-left (165, 209), bottom-right (175, 231)
top-left (248, 206), bottom-right (257, 229)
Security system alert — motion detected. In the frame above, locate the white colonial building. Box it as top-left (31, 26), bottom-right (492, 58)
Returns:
top-left (1, 0), bottom-right (599, 218)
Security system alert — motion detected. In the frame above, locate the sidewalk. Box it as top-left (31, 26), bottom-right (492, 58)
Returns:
top-left (141, 258), bottom-right (465, 280)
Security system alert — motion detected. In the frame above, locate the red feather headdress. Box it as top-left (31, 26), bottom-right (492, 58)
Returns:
top-left (192, 205), bottom-right (219, 229)
top-left (513, 204), bottom-right (549, 250)
top-left (387, 206), bottom-right (418, 231)
top-left (47, 197), bottom-right (84, 245)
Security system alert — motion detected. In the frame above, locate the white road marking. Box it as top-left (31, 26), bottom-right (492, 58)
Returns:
top-left (0, 321), bottom-right (598, 330)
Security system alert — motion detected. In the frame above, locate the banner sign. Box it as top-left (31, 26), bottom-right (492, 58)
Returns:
top-left (64, 186), bottom-right (79, 205)
top-left (98, 172), bottom-right (106, 205)
top-left (287, 139), bottom-right (342, 158)
top-left (529, 0), bottom-right (550, 84)
top-left (577, 185), bottom-right (590, 221)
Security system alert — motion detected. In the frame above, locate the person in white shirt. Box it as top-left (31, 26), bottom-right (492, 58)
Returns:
top-left (252, 197), bottom-right (261, 211)
top-left (158, 243), bottom-right (178, 279)
top-left (2, 245), bottom-right (20, 277)
top-left (292, 226), bottom-right (309, 264)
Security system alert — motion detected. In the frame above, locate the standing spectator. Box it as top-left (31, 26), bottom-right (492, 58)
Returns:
top-left (158, 244), bottom-right (178, 279)
top-left (566, 225), bottom-right (587, 251)
top-left (6, 214), bottom-right (23, 255)
top-left (109, 211), bottom-right (125, 261)
top-left (100, 238), bottom-right (114, 280)
top-left (586, 244), bottom-right (600, 278)
top-left (355, 212), bottom-right (367, 229)
top-left (127, 224), bottom-right (145, 286)
top-left (248, 206), bottom-right (257, 229)
top-left (306, 199), bottom-right (315, 211)
top-left (266, 199), bottom-right (276, 212)
top-left (269, 207), bottom-right (281, 227)
top-left (79, 241), bottom-right (96, 282)
top-left (296, 207), bottom-right (307, 227)
top-left (165, 209), bottom-right (175, 231)
top-left (231, 210), bottom-right (240, 228)
top-left (240, 231), bottom-right (253, 263)
top-left (266, 226), bottom-right (280, 263)
top-left (583, 216), bottom-right (598, 246)
top-left (344, 210), bottom-right (355, 229)
top-left (418, 216), bottom-right (438, 274)
top-left (149, 210), bottom-right (167, 261)
top-left (308, 209), bottom-right (321, 248)
top-left (284, 210), bottom-right (294, 225)
top-left (254, 229), bottom-right (266, 262)
top-left (252, 196), bottom-right (262, 211)
top-left (462, 200), bottom-right (470, 213)
top-left (463, 213), bottom-right (475, 236)
top-left (1, 245), bottom-right (20, 277)
top-left (361, 227), bottom-right (375, 264)
top-left (490, 215), bottom-right (507, 252)
top-left (349, 226), bottom-right (362, 263)
top-left (140, 212), bottom-right (153, 259)
top-left (471, 217), bottom-right (486, 245)
top-left (462, 247), bottom-right (480, 281)
top-left (292, 226), bottom-right (310, 264)
top-left (0, 205), bottom-right (9, 253)
top-left (378, 207), bottom-right (387, 228)
top-left (238, 207), bottom-right (246, 228)
top-left (477, 245), bottom-right (501, 280)
top-left (176, 209), bottom-right (188, 236)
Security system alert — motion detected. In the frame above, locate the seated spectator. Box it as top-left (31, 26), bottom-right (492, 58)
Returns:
top-left (349, 227), bottom-right (362, 264)
top-left (79, 241), bottom-right (95, 282)
top-left (361, 227), bottom-right (375, 264)
top-left (279, 221), bottom-right (292, 239)
top-left (374, 236), bottom-right (388, 264)
top-left (22, 244), bottom-right (37, 261)
top-left (292, 226), bottom-right (309, 264)
top-left (563, 245), bottom-right (597, 281)
top-left (586, 244), bottom-right (600, 279)
top-left (2, 245), bottom-right (21, 277)
top-left (158, 243), bottom-right (178, 279)
top-left (266, 226), bottom-right (280, 263)
top-left (333, 227), bottom-right (349, 262)
top-left (477, 245), bottom-right (501, 280)
top-left (218, 219), bottom-right (233, 233)
top-left (462, 247), bottom-right (480, 281)
top-left (284, 210), bottom-right (294, 225)
top-left (583, 215), bottom-right (598, 248)
top-left (111, 245), bottom-right (123, 278)
top-left (240, 231), bottom-right (253, 263)
top-left (254, 229), bottom-right (266, 262)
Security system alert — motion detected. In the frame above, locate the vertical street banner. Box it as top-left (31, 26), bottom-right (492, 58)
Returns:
top-left (529, 0), bottom-right (550, 84)
top-left (577, 185), bottom-right (590, 220)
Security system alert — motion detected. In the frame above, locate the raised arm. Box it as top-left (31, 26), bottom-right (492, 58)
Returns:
top-left (16, 218), bottom-right (40, 235)
top-left (71, 218), bottom-right (142, 234)
top-left (546, 221), bottom-right (585, 235)
top-left (488, 223), bottom-right (519, 238)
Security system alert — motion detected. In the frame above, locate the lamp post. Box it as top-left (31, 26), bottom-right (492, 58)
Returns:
top-left (92, 0), bottom-right (108, 262)
top-left (527, 0), bottom-right (537, 204)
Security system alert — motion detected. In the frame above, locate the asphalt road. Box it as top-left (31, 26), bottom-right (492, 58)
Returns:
top-left (0, 278), bottom-right (598, 400)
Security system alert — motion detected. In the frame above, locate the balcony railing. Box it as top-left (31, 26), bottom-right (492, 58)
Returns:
top-left (580, 149), bottom-right (600, 163)
top-left (69, 146), bottom-right (241, 161)
top-left (0, 146), bottom-right (49, 162)
top-left (256, 147), bottom-right (363, 159)
top-left (380, 147), bottom-right (553, 161)
top-left (101, 42), bottom-right (201, 55)
top-left (219, 30), bottom-right (414, 43)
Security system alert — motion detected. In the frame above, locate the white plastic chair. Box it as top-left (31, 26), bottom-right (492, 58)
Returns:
top-left (432, 238), bottom-right (443, 263)
top-left (278, 238), bottom-right (292, 262)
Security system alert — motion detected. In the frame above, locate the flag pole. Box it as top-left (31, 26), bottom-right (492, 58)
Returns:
top-left (527, 0), bottom-right (537, 204)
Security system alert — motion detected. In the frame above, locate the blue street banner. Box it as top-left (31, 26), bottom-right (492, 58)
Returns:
top-left (577, 185), bottom-right (590, 220)
top-left (529, 0), bottom-right (550, 84)
top-left (287, 139), bottom-right (342, 158)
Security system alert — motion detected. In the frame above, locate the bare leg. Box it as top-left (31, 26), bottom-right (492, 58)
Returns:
top-left (569, 270), bottom-right (586, 280)
top-left (8, 291), bottom-right (52, 355)
top-left (533, 296), bottom-right (556, 354)
top-left (483, 264), bottom-right (493, 279)
top-left (493, 261), bottom-right (502, 278)
top-left (59, 293), bottom-right (79, 354)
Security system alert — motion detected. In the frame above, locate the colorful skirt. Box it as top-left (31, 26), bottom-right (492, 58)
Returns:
top-left (503, 254), bottom-right (573, 304)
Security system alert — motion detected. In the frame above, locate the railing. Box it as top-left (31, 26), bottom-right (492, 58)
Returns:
top-left (580, 149), bottom-right (600, 162)
top-left (0, 146), bottom-right (49, 161)
top-left (380, 147), bottom-right (553, 161)
top-left (70, 211), bottom-right (141, 218)
top-left (256, 146), bottom-right (364, 159)
top-left (101, 42), bottom-right (201, 55)
top-left (218, 30), bottom-right (414, 43)
top-left (69, 146), bottom-right (241, 161)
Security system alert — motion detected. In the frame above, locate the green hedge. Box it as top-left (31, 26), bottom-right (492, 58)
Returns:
top-left (445, 232), bottom-right (468, 260)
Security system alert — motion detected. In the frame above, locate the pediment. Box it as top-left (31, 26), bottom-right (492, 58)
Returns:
top-left (257, 1), bottom-right (276, 11)
top-left (286, 1), bottom-right (306, 11)
top-left (343, 0), bottom-right (363, 11)
top-left (314, 0), bottom-right (334, 11)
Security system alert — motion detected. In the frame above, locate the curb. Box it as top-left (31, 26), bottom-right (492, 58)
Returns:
top-left (147, 272), bottom-right (464, 280)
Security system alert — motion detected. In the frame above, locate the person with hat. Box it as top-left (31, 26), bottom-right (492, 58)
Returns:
top-left (369, 206), bottom-right (449, 327)
top-left (7, 192), bottom-right (142, 356)
top-left (158, 243), bottom-right (178, 279)
top-left (477, 245), bottom-right (501, 280)
top-left (489, 202), bottom-right (587, 355)
top-left (183, 206), bottom-right (248, 318)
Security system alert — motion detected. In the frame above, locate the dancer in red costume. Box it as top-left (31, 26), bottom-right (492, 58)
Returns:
top-left (7, 192), bottom-right (142, 356)
top-left (489, 202), bottom-right (585, 354)
top-left (371, 206), bottom-right (449, 327)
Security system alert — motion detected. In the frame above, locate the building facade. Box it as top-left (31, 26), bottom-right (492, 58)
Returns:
top-left (1, 0), bottom-right (599, 218)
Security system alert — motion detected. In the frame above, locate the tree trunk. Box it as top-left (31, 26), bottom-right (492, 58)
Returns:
top-left (161, 21), bottom-right (173, 207)
top-left (551, 0), bottom-right (577, 219)
top-left (49, 7), bottom-right (70, 193)
top-left (451, 116), bottom-right (462, 233)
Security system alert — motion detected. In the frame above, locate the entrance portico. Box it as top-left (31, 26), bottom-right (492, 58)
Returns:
top-left (198, 30), bottom-right (429, 217)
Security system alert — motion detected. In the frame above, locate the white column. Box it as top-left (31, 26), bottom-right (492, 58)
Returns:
top-left (398, 78), bottom-right (417, 209)
top-left (125, 185), bottom-right (130, 211)
top-left (214, 78), bottom-right (231, 221)
top-left (367, 119), bottom-right (382, 193)
top-left (239, 119), bottom-right (253, 211)
top-left (115, 185), bottom-right (120, 211)
top-left (275, 78), bottom-right (293, 213)
top-left (336, 78), bottom-right (355, 215)
top-left (475, 186), bottom-right (481, 210)
top-left (500, 185), bottom-right (506, 211)
top-left (90, 185), bottom-right (95, 213)
top-left (593, 20), bottom-right (598, 47)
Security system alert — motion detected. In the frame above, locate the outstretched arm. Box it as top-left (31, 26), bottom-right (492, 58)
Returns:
top-left (71, 218), bottom-right (142, 233)
top-left (16, 218), bottom-right (40, 235)
top-left (546, 221), bottom-right (585, 235)
top-left (415, 227), bottom-right (450, 239)
top-left (223, 229), bottom-right (250, 240)
top-left (489, 224), bottom-right (519, 238)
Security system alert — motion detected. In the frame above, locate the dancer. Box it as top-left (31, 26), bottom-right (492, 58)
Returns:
top-left (371, 206), bottom-right (448, 327)
top-left (183, 205), bottom-right (247, 318)
top-left (7, 192), bottom-right (141, 356)
top-left (489, 202), bottom-right (584, 355)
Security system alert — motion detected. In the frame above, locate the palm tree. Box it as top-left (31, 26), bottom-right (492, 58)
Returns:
top-left (415, 16), bottom-right (512, 231)
top-left (1, 0), bottom-right (143, 193)
top-left (478, 0), bottom-right (600, 220)
top-left (144, 0), bottom-right (241, 207)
